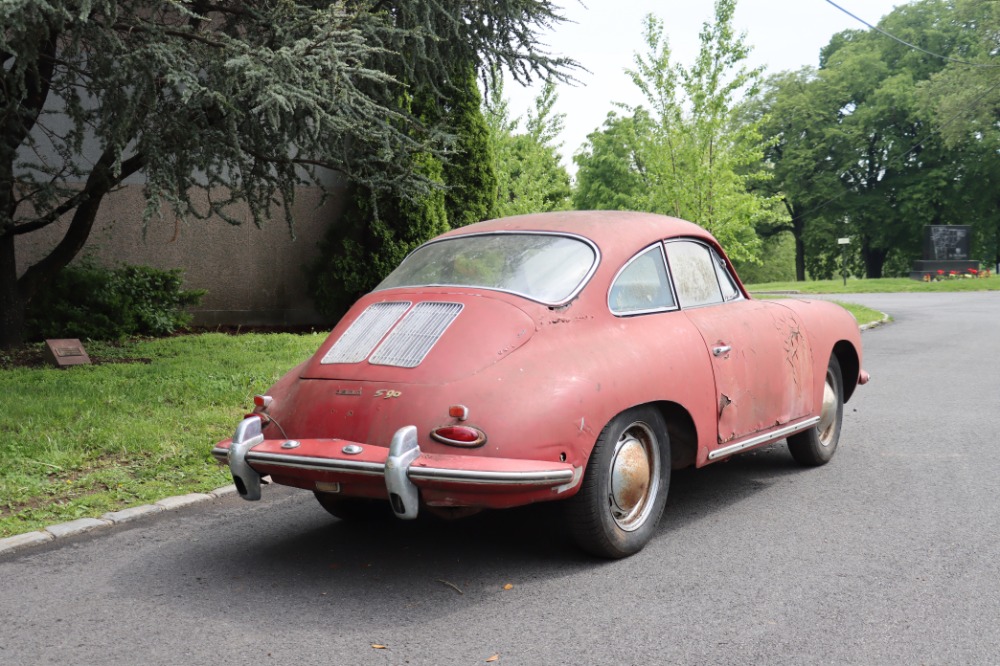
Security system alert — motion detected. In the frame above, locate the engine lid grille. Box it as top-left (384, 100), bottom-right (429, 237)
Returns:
top-left (320, 301), bottom-right (411, 365)
top-left (369, 302), bottom-right (464, 368)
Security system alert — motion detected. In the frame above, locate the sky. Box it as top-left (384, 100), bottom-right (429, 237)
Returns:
top-left (503, 0), bottom-right (907, 170)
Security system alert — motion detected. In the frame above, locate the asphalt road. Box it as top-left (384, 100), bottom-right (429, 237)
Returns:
top-left (2, 292), bottom-right (999, 665)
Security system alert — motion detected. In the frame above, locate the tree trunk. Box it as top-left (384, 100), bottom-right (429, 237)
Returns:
top-left (792, 215), bottom-right (806, 282)
top-left (783, 200), bottom-right (807, 282)
top-left (863, 245), bottom-right (888, 279)
top-left (995, 209), bottom-right (1000, 270)
top-left (0, 230), bottom-right (25, 349)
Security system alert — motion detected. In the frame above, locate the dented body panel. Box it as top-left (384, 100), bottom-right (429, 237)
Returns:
top-left (214, 211), bottom-right (865, 520)
top-left (685, 300), bottom-right (814, 445)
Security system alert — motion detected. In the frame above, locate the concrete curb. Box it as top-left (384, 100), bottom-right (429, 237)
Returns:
top-left (0, 484), bottom-right (237, 557)
top-left (860, 312), bottom-right (891, 331)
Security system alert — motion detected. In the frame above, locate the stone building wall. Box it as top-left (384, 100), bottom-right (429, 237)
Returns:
top-left (16, 184), bottom-right (346, 327)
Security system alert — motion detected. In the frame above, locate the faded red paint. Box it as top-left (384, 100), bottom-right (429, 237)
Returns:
top-left (214, 211), bottom-right (865, 514)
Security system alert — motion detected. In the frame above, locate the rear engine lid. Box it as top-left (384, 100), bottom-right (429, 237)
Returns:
top-left (300, 292), bottom-right (537, 384)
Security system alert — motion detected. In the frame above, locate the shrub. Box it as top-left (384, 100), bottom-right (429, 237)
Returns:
top-left (26, 261), bottom-right (206, 341)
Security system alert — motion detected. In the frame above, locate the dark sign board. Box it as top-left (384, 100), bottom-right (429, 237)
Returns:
top-left (923, 225), bottom-right (971, 261)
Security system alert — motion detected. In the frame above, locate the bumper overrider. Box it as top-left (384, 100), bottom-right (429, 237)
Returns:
top-left (213, 417), bottom-right (581, 519)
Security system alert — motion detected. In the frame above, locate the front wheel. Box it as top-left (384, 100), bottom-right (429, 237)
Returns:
top-left (566, 406), bottom-right (670, 558)
top-left (787, 355), bottom-right (844, 466)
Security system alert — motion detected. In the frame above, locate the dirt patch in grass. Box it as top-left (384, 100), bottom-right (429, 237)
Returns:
top-left (0, 345), bottom-right (152, 370)
top-left (1, 325), bottom-right (322, 370)
top-left (188, 324), bottom-right (325, 336)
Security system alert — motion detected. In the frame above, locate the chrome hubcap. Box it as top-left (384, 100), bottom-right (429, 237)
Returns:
top-left (817, 371), bottom-right (838, 446)
top-left (608, 422), bottom-right (660, 532)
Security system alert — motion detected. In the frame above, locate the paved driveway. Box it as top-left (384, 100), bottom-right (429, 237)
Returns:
top-left (2, 292), bottom-right (999, 665)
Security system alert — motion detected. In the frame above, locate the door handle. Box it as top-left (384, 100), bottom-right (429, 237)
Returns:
top-left (712, 345), bottom-right (732, 357)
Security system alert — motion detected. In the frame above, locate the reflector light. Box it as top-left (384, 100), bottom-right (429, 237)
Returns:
top-left (431, 425), bottom-right (487, 448)
top-left (448, 405), bottom-right (469, 420)
top-left (253, 395), bottom-right (273, 408)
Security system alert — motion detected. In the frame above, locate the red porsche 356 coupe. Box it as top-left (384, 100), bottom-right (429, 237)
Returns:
top-left (213, 211), bottom-right (867, 558)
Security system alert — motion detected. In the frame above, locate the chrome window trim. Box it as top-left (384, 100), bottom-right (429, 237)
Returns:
top-left (607, 243), bottom-right (679, 317)
top-left (709, 247), bottom-right (745, 303)
top-left (372, 230), bottom-right (601, 307)
top-left (663, 238), bottom-right (735, 310)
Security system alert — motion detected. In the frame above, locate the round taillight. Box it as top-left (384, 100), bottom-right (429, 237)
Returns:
top-left (430, 425), bottom-right (487, 448)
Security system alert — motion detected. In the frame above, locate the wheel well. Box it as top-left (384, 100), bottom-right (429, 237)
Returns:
top-left (833, 341), bottom-right (860, 403)
top-left (651, 401), bottom-right (698, 470)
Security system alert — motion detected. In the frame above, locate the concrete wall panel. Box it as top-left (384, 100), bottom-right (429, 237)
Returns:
top-left (15, 184), bottom-right (346, 327)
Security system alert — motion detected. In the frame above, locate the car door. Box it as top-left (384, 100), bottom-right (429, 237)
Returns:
top-left (665, 240), bottom-right (813, 446)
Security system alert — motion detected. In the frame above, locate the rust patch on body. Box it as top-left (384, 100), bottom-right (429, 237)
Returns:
top-left (615, 445), bottom-right (650, 509)
top-left (773, 312), bottom-right (806, 387)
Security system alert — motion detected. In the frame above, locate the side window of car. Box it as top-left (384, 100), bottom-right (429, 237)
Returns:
top-left (666, 241), bottom-right (724, 308)
top-left (712, 249), bottom-right (742, 302)
top-left (609, 245), bottom-right (676, 315)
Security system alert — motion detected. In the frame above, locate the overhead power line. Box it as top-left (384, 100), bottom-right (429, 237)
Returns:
top-left (823, 0), bottom-right (1000, 68)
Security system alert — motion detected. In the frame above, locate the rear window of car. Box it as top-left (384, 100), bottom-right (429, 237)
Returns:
top-left (375, 233), bottom-right (598, 305)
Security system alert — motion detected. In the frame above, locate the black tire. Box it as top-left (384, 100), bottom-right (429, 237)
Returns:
top-left (787, 355), bottom-right (843, 466)
top-left (566, 406), bottom-right (670, 558)
top-left (313, 492), bottom-right (393, 521)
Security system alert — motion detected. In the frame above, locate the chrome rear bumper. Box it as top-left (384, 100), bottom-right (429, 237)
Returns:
top-left (215, 417), bottom-right (579, 519)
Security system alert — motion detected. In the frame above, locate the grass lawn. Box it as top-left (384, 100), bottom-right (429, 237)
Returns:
top-left (831, 302), bottom-right (886, 327)
top-left (747, 274), bottom-right (1000, 294)
top-left (0, 333), bottom-right (323, 538)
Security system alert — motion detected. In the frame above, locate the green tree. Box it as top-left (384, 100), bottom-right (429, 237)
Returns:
top-left (444, 67), bottom-right (498, 229)
top-left (573, 3), bottom-right (777, 262)
top-left (309, 155), bottom-right (449, 318)
top-left (310, 70), bottom-right (499, 318)
top-left (789, 0), bottom-right (970, 278)
top-left (0, 0), bottom-right (573, 348)
top-left (751, 68), bottom-right (846, 280)
top-left (752, 0), bottom-right (989, 279)
top-left (922, 0), bottom-right (1000, 268)
top-left (486, 78), bottom-right (572, 216)
top-left (573, 110), bottom-right (654, 212)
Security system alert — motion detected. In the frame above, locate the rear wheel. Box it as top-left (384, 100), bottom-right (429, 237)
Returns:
top-left (787, 355), bottom-right (843, 466)
top-left (566, 406), bottom-right (670, 558)
top-left (313, 492), bottom-right (392, 521)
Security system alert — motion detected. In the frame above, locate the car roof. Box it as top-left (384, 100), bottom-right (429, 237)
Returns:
top-left (441, 211), bottom-right (719, 264)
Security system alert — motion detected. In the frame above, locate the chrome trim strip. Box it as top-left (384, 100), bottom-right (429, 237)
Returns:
top-left (407, 467), bottom-right (575, 486)
top-left (241, 449), bottom-right (573, 487)
top-left (708, 417), bottom-right (821, 461)
top-left (211, 446), bottom-right (229, 463)
top-left (554, 466), bottom-right (584, 493)
top-left (246, 451), bottom-right (385, 476)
